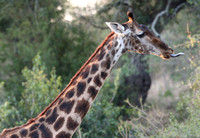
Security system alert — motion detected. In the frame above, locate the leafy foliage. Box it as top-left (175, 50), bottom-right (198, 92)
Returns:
top-left (0, 0), bottom-right (96, 100)
top-left (159, 68), bottom-right (200, 137)
top-left (0, 54), bottom-right (62, 131)
top-left (0, 0), bottom-right (65, 98)
top-left (20, 53), bottom-right (62, 118)
top-left (156, 23), bottom-right (200, 137)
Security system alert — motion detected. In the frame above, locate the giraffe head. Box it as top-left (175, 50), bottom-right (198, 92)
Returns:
top-left (106, 11), bottom-right (174, 59)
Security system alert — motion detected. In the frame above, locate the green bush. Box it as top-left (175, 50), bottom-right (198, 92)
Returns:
top-left (157, 69), bottom-right (200, 137)
top-left (20, 53), bottom-right (62, 118)
top-left (0, 53), bottom-right (62, 131)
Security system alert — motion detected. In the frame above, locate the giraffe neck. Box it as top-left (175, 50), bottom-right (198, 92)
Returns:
top-left (0, 32), bottom-right (126, 138)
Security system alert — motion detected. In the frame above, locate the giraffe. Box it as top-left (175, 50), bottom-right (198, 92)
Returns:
top-left (0, 11), bottom-right (178, 138)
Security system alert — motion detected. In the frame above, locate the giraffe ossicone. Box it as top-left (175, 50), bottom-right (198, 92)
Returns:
top-left (1, 11), bottom-right (182, 138)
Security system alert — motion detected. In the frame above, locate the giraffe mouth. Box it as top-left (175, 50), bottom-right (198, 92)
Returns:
top-left (160, 54), bottom-right (170, 59)
top-left (160, 52), bottom-right (184, 59)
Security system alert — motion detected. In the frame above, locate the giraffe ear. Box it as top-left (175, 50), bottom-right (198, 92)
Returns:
top-left (106, 22), bottom-right (125, 35)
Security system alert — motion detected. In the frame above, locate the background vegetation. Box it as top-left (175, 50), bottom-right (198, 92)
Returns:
top-left (0, 0), bottom-right (199, 137)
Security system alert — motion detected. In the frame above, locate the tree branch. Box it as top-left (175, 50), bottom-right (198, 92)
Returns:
top-left (173, 2), bottom-right (186, 16)
top-left (79, 16), bottom-right (108, 30)
top-left (151, 0), bottom-right (172, 37)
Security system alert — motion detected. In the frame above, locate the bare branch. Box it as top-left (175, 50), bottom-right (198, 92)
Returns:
top-left (34, 0), bottom-right (39, 26)
top-left (151, 0), bottom-right (172, 37)
top-left (79, 16), bottom-right (107, 30)
top-left (119, 0), bottom-right (132, 7)
top-left (173, 2), bottom-right (186, 16)
top-left (123, 0), bottom-right (133, 13)
top-left (97, 0), bottom-right (132, 14)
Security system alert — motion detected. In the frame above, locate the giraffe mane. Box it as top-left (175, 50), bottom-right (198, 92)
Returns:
top-left (0, 32), bottom-right (115, 136)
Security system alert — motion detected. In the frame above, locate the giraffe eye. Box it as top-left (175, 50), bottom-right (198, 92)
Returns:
top-left (136, 32), bottom-right (145, 38)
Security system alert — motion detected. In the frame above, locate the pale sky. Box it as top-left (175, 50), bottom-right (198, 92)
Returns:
top-left (65, 0), bottom-right (103, 21)
top-left (70, 0), bottom-right (99, 7)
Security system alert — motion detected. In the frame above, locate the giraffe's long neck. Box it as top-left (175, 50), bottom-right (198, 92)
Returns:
top-left (0, 32), bottom-right (126, 138)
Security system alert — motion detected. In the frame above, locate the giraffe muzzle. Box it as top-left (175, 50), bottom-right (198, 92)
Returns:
top-left (170, 52), bottom-right (184, 58)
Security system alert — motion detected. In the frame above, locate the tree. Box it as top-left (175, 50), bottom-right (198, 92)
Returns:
top-left (0, 0), bottom-right (97, 101)
top-left (0, 0), bottom-right (66, 98)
